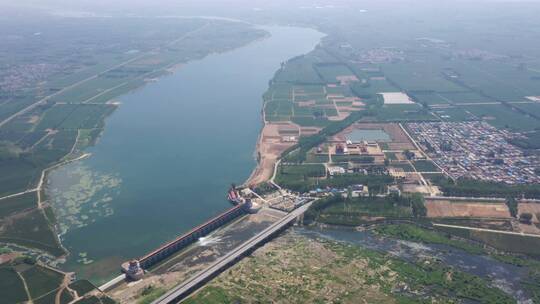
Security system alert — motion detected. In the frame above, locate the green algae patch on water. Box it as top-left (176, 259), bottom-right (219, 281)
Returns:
top-left (47, 164), bottom-right (121, 235)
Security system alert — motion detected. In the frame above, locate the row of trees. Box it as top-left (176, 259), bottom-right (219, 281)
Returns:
top-left (432, 177), bottom-right (540, 199)
top-left (304, 192), bottom-right (427, 225)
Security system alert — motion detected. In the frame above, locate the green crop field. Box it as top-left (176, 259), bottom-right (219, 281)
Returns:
top-left (375, 104), bottom-right (437, 121)
top-left (291, 116), bottom-right (330, 127)
top-left (390, 163), bottom-right (415, 172)
top-left (35, 104), bottom-right (80, 130)
top-left (0, 159), bottom-right (40, 197)
top-left (410, 92), bottom-right (450, 105)
top-left (0, 263), bottom-right (109, 304)
top-left (305, 152), bottom-right (329, 163)
top-left (21, 266), bottom-right (64, 300)
top-left (412, 160), bottom-right (440, 172)
top-left (463, 104), bottom-right (540, 131)
top-left (17, 131), bottom-right (48, 150)
top-left (331, 155), bottom-right (374, 163)
top-left (450, 62), bottom-right (531, 102)
top-left (294, 84), bottom-right (325, 95)
top-left (34, 288), bottom-right (73, 304)
top-left (382, 62), bottom-right (466, 92)
top-left (436, 225), bottom-right (540, 255)
top-left (265, 99), bottom-right (293, 118)
top-left (432, 106), bottom-right (476, 121)
top-left (439, 91), bottom-right (494, 104)
top-left (50, 76), bottom-right (129, 104)
top-left (30, 130), bottom-right (77, 167)
top-left (278, 164), bottom-right (326, 178)
top-left (0, 130), bottom-right (77, 197)
top-left (36, 104), bottom-right (115, 131)
top-left (0, 192), bottom-right (37, 218)
top-left (512, 102), bottom-right (540, 119)
top-left (314, 63), bottom-right (355, 83)
top-left (0, 209), bottom-right (64, 256)
top-left (69, 280), bottom-right (98, 296)
top-left (60, 104), bottom-right (116, 130)
top-left (0, 267), bottom-right (29, 303)
top-left (273, 55), bottom-right (323, 84)
top-left (0, 96), bottom-right (37, 122)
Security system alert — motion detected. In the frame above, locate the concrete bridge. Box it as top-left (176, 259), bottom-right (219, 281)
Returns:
top-left (152, 201), bottom-right (313, 304)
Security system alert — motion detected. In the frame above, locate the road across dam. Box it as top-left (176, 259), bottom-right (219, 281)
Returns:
top-left (152, 201), bottom-right (313, 304)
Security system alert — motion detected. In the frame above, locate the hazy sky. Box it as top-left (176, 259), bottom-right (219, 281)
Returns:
top-left (2, 0), bottom-right (539, 13)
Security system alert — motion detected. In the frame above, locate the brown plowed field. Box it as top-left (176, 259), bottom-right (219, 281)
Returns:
top-left (426, 199), bottom-right (510, 218)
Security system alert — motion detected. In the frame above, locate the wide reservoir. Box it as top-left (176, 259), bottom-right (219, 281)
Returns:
top-left (46, 25), bottom-right (323, 282)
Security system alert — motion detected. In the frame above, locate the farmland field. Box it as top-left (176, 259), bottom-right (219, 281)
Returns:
top-left (412, 160), bottom-right (440, 172)
top-left (0, 192), bottom-right (37, 218)
top-left (314, 63), bottom-right (355, 83)
top-left (439, 91), bottom-right (495, 104)
top-left (432, 106), bottom-right (476, 121)
top-left (21, 265), bottom-right (64, 300)
top-left (0, 267), bottom-right (28, 303)
top-left (36, 104), bottom-right (116, 131)
top-left (463, 104), bottom-right (540, 131)
top-left (0, 209), bottom-right (64, 256)
top-left (375, 104), bottom-right (437, 121)
top-left (512, 102), bottom-right (540, 119)
top-left (410, 92), bottom-right (450, 105)
top-left (382, 62), bottom-right (466, 92)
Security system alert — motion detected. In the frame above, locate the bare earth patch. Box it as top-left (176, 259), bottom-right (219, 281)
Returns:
top-left (426, 200), bottom-right (510, 218)
top-left (245, 122), bottom-right (307, 186)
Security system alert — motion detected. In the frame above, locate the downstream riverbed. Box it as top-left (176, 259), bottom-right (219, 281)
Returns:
top-left (46, 25), bottom-right (323, 283)
top-left (297, 226), bottom-right (533, 303)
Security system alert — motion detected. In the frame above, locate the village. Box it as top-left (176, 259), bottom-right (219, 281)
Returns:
top-left (407, 121), bottom-right (540, 184)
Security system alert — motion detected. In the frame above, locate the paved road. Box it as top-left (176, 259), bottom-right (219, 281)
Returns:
top-left (433, 223), bottom-right (540, 238)
top-left (428, 195), bottom-right (540, 203)
top-left (152, 202), bottom-right (313, 304)
top-left (99, 274), bottom-right (126, 292)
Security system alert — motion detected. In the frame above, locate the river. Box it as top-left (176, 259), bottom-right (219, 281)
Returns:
top-left (297, 227), bottom-right (533, 303)
top-left (46, 25), bottom-right (324, 283)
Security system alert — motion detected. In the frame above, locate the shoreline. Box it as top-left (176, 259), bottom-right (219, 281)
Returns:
top-left (31, 24), bottom-right (323, 284)
top-left (34, 23), bottom-right (272, 265)
top-left (244, 107), bottom-right (268, 186)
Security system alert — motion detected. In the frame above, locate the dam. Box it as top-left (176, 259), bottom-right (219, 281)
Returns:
top-left (121, 201), bottom-right (251, 278)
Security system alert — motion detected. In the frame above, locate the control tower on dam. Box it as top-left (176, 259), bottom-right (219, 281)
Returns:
top-left (121, 201), bottom-right (251, 279)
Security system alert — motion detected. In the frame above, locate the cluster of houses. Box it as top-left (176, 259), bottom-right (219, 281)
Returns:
top-left (407, 121), bottom-right (540, 184)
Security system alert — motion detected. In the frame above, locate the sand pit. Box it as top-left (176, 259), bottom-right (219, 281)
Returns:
top-left (426, 199), bottom-right (510, 218)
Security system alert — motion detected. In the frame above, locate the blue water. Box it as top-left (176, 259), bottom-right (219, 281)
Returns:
top-left (346, 129), bottom-right (391, 142)
top-left (46, 26), bottom-right (323, 282)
